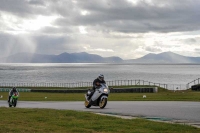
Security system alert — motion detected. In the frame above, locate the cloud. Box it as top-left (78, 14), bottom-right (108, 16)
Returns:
top-left (65, 0), bottom-right (200, 33)
top-left (0, 33), bottom-right (36, 57)
top-left (84, 47), bottom-right (114, 52)
top-left (145, 46), bottom-right (162, 52)
top-left (2, 0), bottom-right (200, 34)
top-left (195, 48), bottom-right (200, 51)
top-left (1, 0), bottom-right (200, 59)
top-left (182, 37), bottom-right (200, 45)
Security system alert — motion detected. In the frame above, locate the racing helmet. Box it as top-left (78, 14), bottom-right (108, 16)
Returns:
top-left (98, 74), bottom-right (104, 81)
top-left (12, 87), bottom-right (16, 92)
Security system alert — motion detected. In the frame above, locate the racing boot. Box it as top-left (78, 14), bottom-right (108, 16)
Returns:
top-left (8, 96), bottom-right (11, 102)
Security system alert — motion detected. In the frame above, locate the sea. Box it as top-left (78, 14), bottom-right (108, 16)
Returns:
top-left (0, 63), bottom-right (200, 90)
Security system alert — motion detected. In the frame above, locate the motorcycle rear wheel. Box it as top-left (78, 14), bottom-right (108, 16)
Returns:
top-left (84, 100), bottom-right (91, 108)
top-left (99, 98), bottom-right (107, 109)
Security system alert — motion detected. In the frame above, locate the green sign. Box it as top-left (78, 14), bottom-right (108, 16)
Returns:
top-left (0, 88), bottom-right (31, 92)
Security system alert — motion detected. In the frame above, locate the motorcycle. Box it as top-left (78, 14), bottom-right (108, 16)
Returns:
top-left (84, 83), bottom-right (110, 109)
top-left (9, 92), bottom-right (19, 107)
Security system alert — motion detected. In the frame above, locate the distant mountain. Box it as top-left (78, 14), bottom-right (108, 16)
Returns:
top-left (126, 52), bottom-right (200, 63)
top-left (1, 51), bottom-right (200, 63)
top-left (0, 52), bottom-right (123, 63)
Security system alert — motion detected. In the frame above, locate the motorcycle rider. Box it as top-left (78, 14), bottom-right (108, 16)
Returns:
top-left (8, 87), bottom-right (19, 102)
top-left (87, 74), bottom-right (106, 101)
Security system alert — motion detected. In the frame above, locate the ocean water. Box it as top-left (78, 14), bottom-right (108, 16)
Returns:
top-left (0, 63), bottom-right (200, 89)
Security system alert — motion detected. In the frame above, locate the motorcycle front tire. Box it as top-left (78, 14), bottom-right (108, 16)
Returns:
top-left (9, 103), bottom-right (12, 107)
top-left (84, 100), bottom-right (91, 108)
top-left (99, 98), bottom-right (107, 109)
top-left (13, 100), bottom-right (17, 107)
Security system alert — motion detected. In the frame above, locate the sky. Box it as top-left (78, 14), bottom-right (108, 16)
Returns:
top-left (0, 0), bottom-right (200, 59)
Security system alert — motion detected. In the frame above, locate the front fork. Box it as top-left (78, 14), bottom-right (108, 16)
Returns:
top-left (10, 97), bottom-right (13, 103)
top-left (85, 94), bottom-right (89, 102)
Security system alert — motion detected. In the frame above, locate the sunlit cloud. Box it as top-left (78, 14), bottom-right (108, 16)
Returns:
top-left (81, 10), bottom-right (90, 16)
top-left (1, 13), bottom-right (59, 34)
top-left (83, 45), bottom-right (113, 52)
top-left (20, 15), bottom-right (58, 31)
top-left (79, 26), bottom-right (88, 34)
top-left (91, 48), bottom-right (114, 52)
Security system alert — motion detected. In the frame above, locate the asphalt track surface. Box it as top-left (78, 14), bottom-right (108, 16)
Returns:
top-left (1, 101), bottom-right (200, 123)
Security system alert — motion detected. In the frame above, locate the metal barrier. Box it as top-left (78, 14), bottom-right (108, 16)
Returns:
top-left (0, 80), bottom-right (167, 89)
top-left (2, 78), bottom-right (199, 90)
top-left (187, 78), bottom-right (200, 89)
top-left (165, 84), bottom-right (187, 90)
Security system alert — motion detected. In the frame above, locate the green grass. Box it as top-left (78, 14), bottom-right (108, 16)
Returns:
top-left (0, 85), bottom-right (158, 90)
top-left (109, 91), bottom-right (200, 101)
top-left (0, 90), bottom-right (200, 101)
top-left (0, 92), bottom-right (199, 101)
top-left (0, 86), bottom-right (200, 101)
top-left (0, 107), bottom-right (199, 133)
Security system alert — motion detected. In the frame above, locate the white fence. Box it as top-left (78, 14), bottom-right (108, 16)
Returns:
top-left (165, 84), bottom-right (187, 90)
top-left (0, 78), bottom-right (199, 90)
top-left (0, 80), bottom-right (167, 88)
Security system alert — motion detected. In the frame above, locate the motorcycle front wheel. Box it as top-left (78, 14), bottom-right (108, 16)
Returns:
top-left (9, 100), bottom-right (13, 107)
top-left (13, 100), bottom-right (17, 107)
top-left (84, 100), bottom-right (91, 108)
top-left (99, 98), bottom-right (107, 109)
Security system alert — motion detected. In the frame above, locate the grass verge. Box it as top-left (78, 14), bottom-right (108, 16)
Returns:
top-left (0, 90), bottom-right (200, 101)
top-left (0, 107), bottom-right (199, 133)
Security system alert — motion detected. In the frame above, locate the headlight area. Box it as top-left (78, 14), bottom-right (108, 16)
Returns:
top-left (103, 88), bottom-right (108, 92)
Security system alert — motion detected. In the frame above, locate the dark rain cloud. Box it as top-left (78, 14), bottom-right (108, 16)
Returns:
top-left (54, 0), bottom-right (200, 33)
